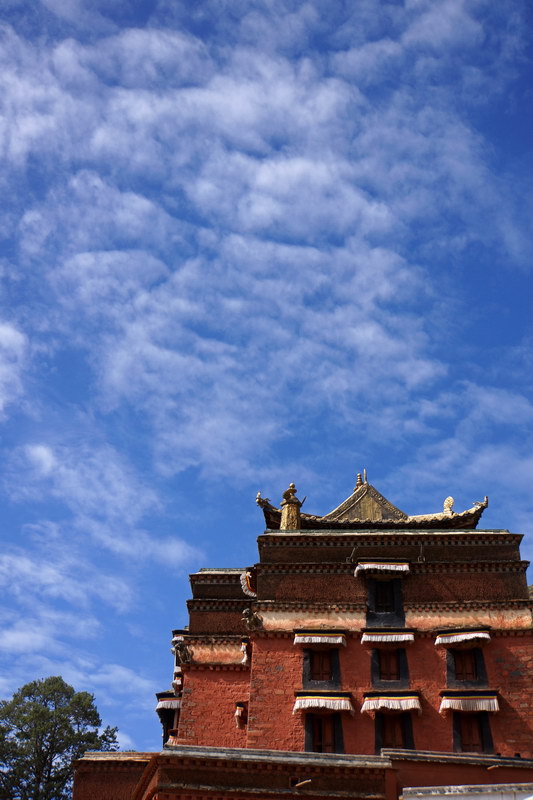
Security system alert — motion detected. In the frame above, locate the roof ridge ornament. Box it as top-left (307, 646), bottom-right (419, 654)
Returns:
top-left (443, 497), bottom-right (455, 516)
top-left (256, 475), bottom-right (489, 531)
top-left (280, 483), bottom-right (302, 531)
top-left (354, 469), bottom-right (368, 491)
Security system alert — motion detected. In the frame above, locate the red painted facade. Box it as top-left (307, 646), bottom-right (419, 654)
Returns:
top-left (74, 480), bottom-right (533, 800)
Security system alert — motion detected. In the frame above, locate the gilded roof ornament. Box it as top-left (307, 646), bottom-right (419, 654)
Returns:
top-left (280, 482), bottom-right (302, 531)
top-left (443, 497), bottom-right (455, 516)
top-left (256, 475), bottom-right (489, 532)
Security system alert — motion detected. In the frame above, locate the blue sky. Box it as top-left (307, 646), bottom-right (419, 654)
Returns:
top-left (1, 0), bottom-right (532, 751)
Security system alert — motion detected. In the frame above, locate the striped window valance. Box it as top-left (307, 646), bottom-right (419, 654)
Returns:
top-left (293, 630), bottom-right (347, 646)
top-left (361, 629), bottom-right (415, 644)
top-left (156, 698), bottom-right (182, 711)
top-left (439, 692), bottom-right (499, 714)
top-left (240, 570), bottom-right (257, 598)
top-left (361, 693), bottom-right (421, 715)
top-left (435, 629), bottom-right (491, 646)
top-left (293, 692), bottom-right (354, 714)
top-left (354, 561), bottom-right (410, 576)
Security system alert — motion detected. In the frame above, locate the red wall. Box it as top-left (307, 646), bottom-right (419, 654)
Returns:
top-left (176, 669), bottom-right (250, 748)
top-left (176, 633), bottom-right (533, 758)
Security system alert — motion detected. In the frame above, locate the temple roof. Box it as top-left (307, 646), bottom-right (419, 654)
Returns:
top-left (256, 474), bottom-right (488, 531)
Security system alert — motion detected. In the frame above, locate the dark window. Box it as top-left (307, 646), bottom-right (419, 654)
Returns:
top-left (159, 709), bottom-right (176, 744)
top-left (454, 650), bottom-right (477, 681)
top-left (379, 650), bottom-right (400, 681)
top-left (303, 649), bottom-right (341, 689)
top-left (305, 713), bottom-right (344, 754)
top-left (313, 714), bottom-right (335, 752)
top-left (371, 649), bottom-right (409, 688)
top-left (382, 714), bottom-right (403, 748)
top-left (375, 581), bottom-right (395, 612)
top-left (453, 712), bottom-right (493, 754)
top-left (310, 650), bottom-right (332, 682)
top-left (366, 579), bottom-right (405, 627)
top-left (375, 712), bottom-right (414, 752)
top-left (447, 648), bottom-right (487, 687)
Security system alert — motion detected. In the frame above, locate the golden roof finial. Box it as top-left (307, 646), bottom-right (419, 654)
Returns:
top-left (280, 482), bottom-right (302, 531)
top-left (355, 473), bottom-right (363, 490)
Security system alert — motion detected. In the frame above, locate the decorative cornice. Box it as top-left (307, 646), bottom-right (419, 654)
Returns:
top-left (405, 599), bottom-right (532, 612)
top-left (173, 634), bottom-right (246, 644)
top-left (256, 561), bottom-right (528, 575)
top-left (381, 749), bottom-right (533, 768)
top-left (191, 573), bottom-right (247, 584)
top-left (258, 530), bottom-right (521, 547)
top-left (187, 599), bottom-right (251, 611)
top-left (159, 744), bottom-right (392, 772)
top-left (255, 601), bottom-right (367, 612)
top-left (409, 561), bottom-right (529, 574)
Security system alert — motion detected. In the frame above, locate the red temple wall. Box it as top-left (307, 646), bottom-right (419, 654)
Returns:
top-left (246, 637), bottom-right (305, 750)
top-left (176, 633), bottom-right (533, 758)
top-left (176, 669), bottom-right (250, 748)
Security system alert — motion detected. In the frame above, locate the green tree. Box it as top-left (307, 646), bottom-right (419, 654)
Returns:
top-left (0, 676), bottom-right (118, 800)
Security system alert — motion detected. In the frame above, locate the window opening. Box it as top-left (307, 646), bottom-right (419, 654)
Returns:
top-left (453, 649), bottom-right (477, 682)
top-left (375, 711), bottom-right (414, 751)
top-left (379, 650), bottom-right (400, 681)
top-left (382, 714), bottom-right (404, 748)
top-left (310, 650), bottom-right (333, 682)
top-left (454, 712), bottom-right (493, 754)
top-left (305, 713), bottom-right (344, 754)
top-left (312, 714), bottom-right (335, 753)
top-left (375, 581), bottom-right (395, 613)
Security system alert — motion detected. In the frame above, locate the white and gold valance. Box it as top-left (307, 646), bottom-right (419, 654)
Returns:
top-left (361, 694), bottom-right (421, 715)
top-left (361, 631), bottom-right (414, 644)
top-left (293, 693), bottom-right (354, 714)
top-left (240, 570), bottom-right (257, 598)
top-left (293, 631), bottom-right (346, 646)
top-left (354, 562), bottom-right (410, 576)
top-left (156, 698), bottom-right (182, 711)
top-left (439, 694), bottom-right (499, 714)
top-left (435, 630), bottom-right (491, 646)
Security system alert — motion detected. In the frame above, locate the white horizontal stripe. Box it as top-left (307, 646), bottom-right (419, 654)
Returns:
top-left (435, 632), bottom-right (491, 646)
top-left (293, 635), bottom-right (346, 645)
top-left (156, 699), bottom-right (182, 710)
top-left (361, 632), bottom-right (414, 643)
top-left (293, 697), bottom-right (354, 714)
top-left (439, 697), bottom-right (499, 713)
top-left (354, 563), bottom-right (410, 576)
top-left (361, 697), bottom-right (421, 714)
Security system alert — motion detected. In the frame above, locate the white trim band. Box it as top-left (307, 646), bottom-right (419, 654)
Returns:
top-left (361, 696), bottom-right (421, 714)
top-left (156, 699), bottom-right (182, 711)
top-left (293, 697), bottom-right (354, 714)
top-left (354, 562), bottom-right (410, 576)
top-left (293, 634), bottom-right (346, 646)
top-left (439, 696), bottom-right (499, 714)
top-left (435, 631), bottom-right (491, 646)
top-left (361, 632), bottom-right (414, 644)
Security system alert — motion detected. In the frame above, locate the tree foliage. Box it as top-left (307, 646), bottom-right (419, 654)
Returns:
top-left (0, 676), bottom-right (118, 800)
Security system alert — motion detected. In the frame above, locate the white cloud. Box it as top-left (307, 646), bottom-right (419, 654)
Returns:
top-left (0, 322), bottom-right (27, 415)
top-left (10, 439), bottom-right (202, 567)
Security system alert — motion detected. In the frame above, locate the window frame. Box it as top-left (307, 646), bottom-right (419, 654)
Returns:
top-left (305, 712), bottom-right (344, 754)
top-left (302, 648), bottom-right (341, 689)
top-left (375, 711), bottom-right (414, 752)
top-left (366, 578), bottom-right (405, 627)
top-left (453, 711), bottom-right (493, 754)
top-left (371, 648), bottom-right (409, 688)
top-left (447, 647), bottom-right (487, 688)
